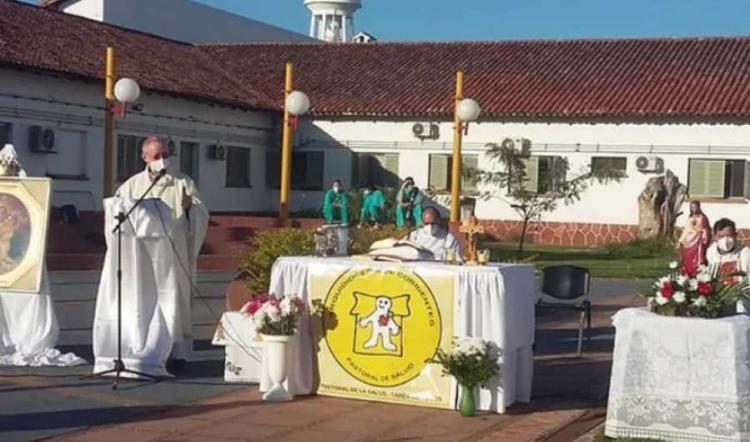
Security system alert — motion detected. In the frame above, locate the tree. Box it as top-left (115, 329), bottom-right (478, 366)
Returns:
top-left (469, 139), bottom-right (624, 257)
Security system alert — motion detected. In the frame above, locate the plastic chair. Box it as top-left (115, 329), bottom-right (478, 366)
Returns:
top-left (539, 265), bottom-right (592, 357)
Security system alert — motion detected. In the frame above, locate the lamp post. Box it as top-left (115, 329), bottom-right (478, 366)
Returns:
top-left (449, 71), bottom-right (481, 222)
top-left (279, 62), bottom-right (310, 221)
top-left (102, 47), bottom-right (141, 197)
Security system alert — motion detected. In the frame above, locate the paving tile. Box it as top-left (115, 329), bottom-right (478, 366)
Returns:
top-left (57, 426), bottom-right (172, 442)
top-left (190, 422), bottom-right (287, 441)
top-left (276, 429), bottom-right (364, 442)
top-left (118, 415), bottom-right (210, 434)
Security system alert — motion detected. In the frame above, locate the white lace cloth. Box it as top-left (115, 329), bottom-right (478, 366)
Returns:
top-left (265, 256), bottom-right (536, 413)
top-left (605, 308), bottom-right (750, 441)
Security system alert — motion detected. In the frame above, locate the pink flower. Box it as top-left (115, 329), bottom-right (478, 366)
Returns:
top-left (242, 299), bottom-right (262, 316)
top-left (660, 281), bottom-right (674, 298)
top-left (269, 297), bottom-right (280, 308)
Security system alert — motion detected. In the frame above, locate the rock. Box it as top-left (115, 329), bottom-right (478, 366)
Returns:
top-left (637, 170), bottom-right (686, 240)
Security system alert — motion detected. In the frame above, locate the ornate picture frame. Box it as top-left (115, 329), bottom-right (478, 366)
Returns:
top-left (0, 177), bottom-right (51, 293)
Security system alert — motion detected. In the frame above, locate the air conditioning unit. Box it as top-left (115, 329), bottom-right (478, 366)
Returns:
top-left (635, 156), bottom-right (663, 173)
top-left (412, 123), bottom-right (439, 140)
top-left (500, 137), bottom-right (531, 154)
top-left (28, 126), bottom-right (56, 153)
top-left (207, 144), bottom-right (226, 160)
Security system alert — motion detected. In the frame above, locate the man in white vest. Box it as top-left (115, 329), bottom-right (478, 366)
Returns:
top-left (114, 136), bottom-right (209, 370)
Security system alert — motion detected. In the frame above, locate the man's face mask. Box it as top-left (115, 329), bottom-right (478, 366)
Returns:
top-left (149, 157), bottom-right (170, 173)
top-left (718, 236), bottom-right (737, 253)
top-left (333, 185), bottom-right (340, 193)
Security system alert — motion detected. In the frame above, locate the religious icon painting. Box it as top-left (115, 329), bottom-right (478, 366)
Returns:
top-left (0, 177), bottom-right (51, 293)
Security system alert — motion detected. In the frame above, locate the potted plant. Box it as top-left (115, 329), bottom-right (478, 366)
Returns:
top-left (242, 293), bottom-right (306, 401)
top-left (642, 262), bottom-right (750, 318)
top-left (433, 337), bottom-right (500, 416)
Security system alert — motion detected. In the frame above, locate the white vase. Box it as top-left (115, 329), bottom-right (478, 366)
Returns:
top-left (261, 334), bottom-right (293, 402)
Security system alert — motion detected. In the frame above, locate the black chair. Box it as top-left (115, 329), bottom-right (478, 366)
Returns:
top-left (538, 265), bottom-right (591, 357)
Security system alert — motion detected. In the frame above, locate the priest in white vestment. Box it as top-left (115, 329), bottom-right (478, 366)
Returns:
top-left (706, 217), bottom-right (750, 313)
top-left (0, 144), bottom-right (85, 367)
top-left (405, 206), bottom-right (463, 262)
top-left (94, 136), bottom-right (208, 373)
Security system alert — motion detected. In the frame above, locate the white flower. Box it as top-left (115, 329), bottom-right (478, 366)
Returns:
top-left (673, 291), bottom-right (686, 304)
top-left (676, 275), bottom-right (688, 286)
top-left (697, 272), bottom-right (712, 283)
top-left (280, 297), bottom-right (293, 316)
top-left (656, 295), bottom-right (669, 306)
top-left (693, 296), bottom-right (707, 307)
top-left (658, 276), bottom-right (671, 286)
top-left (669, 261), bottom-right (678, 269)
top-left (267, 305), bottom-right (281, 322)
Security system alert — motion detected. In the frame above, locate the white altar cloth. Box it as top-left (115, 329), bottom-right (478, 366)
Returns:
top-left (605, 308), bottom-right (750, 441)
top-left (260, 256), bottom-right (535, 413)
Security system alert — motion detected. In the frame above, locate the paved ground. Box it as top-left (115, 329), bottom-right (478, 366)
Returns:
top-left (0, 278), bottom-right (648, 442)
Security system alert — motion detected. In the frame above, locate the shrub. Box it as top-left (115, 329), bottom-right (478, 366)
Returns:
top-left (604, 238), bottom-right (676, 259)
top-left (239, 228), bottom-right (315, 294)
top-left (349, 225), bottom-right (410, 255)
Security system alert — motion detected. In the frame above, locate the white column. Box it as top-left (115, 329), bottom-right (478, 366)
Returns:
top-left (309, 14), bottom-right (316, 38)
top-left (341, 14), bottom-right (348, 42)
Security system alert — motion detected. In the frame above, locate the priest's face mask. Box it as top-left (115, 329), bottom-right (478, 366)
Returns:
top-left (142, 140), bottom-right (172, 174)
top-left (422, 208), bottom-right (440, 235)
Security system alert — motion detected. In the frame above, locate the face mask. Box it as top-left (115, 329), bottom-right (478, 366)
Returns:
top-left (364, 190), bottom-right (370, 195)
top-left (149, 158), bottom-right (169, 173)
top-left (718, 236), bottom-right (736, 252)
top-left (333, 186), bottom-right (340, 193)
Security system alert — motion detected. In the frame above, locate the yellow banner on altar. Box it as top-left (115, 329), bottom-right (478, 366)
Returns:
top-left (311, 267), bottom-right (455, 409)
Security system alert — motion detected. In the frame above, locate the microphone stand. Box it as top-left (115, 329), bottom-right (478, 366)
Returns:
top-left (84, 169), bottom-right (166, 390)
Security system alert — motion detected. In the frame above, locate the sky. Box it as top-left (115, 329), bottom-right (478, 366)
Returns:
top-left (191, 0), bottom-right (750, 41)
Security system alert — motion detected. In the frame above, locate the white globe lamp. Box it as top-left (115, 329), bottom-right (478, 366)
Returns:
top-left (457, 98), bottom-right (481, 122)
top-left (114, 78), bottom-right (141, 104)
top-left (286, 91), bottom-right (310, 116)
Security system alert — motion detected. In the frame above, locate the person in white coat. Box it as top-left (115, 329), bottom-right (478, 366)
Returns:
top-left (406, 206), bottom-right (462, 262)
top-left (112, 136), bottom-right (208, 370)
top-left (706, 217), bottom-right (750, 313)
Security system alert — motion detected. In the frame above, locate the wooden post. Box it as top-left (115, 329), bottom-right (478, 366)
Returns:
top-left (103, 46), bottom-right (115, 198)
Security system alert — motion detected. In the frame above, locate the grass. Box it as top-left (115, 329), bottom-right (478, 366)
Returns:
top-left (484, 240), bottom-right (677, 280)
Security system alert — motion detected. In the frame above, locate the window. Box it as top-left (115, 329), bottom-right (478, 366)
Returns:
top-left (352, 153), bottom-right (400, 188)
top-left (0, 122), bottom-right (11, 145)
top-left (226, 146), bottom-right (252, 188)
top-left (591, 156), bottom-right (627, 175)
top-left (116, 134), bottom-right (145, 182)
top-left (428, 154), bottom-right (479, 192)
top-left (688, 159), bottom-right (750, 199)
top-left (266, 151), bottom-right (325, 190)
top-left (522, 156), bottom-right (566, 193)
top-left (180, 141), bottom-right (200, 182)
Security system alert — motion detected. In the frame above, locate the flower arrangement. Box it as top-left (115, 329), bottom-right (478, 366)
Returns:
top-left (643, 261), bottom-right (750, 318)
top-left (0, 156), bottom-right (20, 177)
top-left (433, 337), bottom-right (501, 388)
top-left (241, 293), bottom-right (306, 336)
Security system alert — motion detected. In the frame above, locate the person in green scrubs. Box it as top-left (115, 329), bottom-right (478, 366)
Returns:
top-left (322, 179), bottom-right (349, 225)
top-left (395, 177), bottom-right (424, 228)
top-left (359, 184), bottom-right (386, 228)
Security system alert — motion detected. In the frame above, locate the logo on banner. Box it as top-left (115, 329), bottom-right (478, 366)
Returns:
top-left (323, 268), bottom-right (442, 387)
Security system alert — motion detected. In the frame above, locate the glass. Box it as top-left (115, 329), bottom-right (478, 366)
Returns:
top-left (445, 249), bottom-right (456, 264)
top-left (478, 249), bottom-right (490, 265)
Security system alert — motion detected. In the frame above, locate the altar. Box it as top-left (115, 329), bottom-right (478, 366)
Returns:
top-left (246, 256), bottom-right (536, 413)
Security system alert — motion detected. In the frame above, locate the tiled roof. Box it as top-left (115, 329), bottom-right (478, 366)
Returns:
top-left (0, 0), bottom-right (274, 111)
top-left (7, 0), bottom-right (750, 120)
top-left (201, 38), bottom-right (750, 119)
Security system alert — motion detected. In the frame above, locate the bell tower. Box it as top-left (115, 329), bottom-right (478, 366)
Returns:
top-left (304, 0), bottom-right (362, 43)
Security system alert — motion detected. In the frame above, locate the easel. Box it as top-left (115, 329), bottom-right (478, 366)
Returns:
top-left (459, 215), bottom-right (484, 265)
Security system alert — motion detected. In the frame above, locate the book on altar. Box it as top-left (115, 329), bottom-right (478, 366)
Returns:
top-left (367, 238), bottom-right (435, 261)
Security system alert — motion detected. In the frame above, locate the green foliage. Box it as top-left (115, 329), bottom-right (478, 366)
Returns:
top-left (604, 238), bottom-right (677, 260)
top-left (348, 225), bottom-right (410, 255)
top-left (240, 229), bottom-right (315, 294)
top-left (433, 338), bottom-right (500, 388)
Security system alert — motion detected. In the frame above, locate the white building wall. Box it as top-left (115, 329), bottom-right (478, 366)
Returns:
top-left (0, 68), bottom-right (276, 212)
top-left (296, 119), bottom-right (750, 229)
